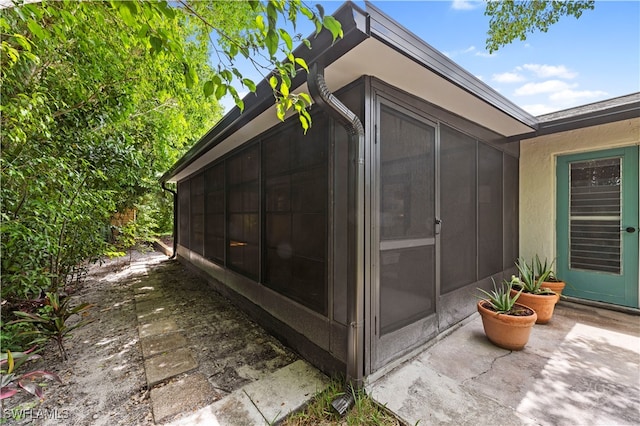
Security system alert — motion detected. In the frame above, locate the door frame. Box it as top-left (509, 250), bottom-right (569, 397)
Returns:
top-left (556, 146), bottom-right (639, 308)
top-left (368, 90), bottom-right (440, 373)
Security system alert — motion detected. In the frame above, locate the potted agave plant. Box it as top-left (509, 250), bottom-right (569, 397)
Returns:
top-left (510, 258), bottom-right (557, 324)
top-left (477, 279), bottom-right (537, 350)
top-left (535, 255), bottom-right (565, 302)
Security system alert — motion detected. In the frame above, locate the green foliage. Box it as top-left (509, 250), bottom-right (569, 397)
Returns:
top-left (534, 254), bottom-right (559, 281)
top-left (1, 0), bottom-right (343, 309)
top-left (477, 278), bottom-right (524, 314)
top-left (0, 321), bottom-right (34, 353)
top-left (0, 347), bottom-right (61, 401)
top-left (1, 1), bottom-right (222, 304)
top-left (513, 258), bottom-right (554, 295)
top-left (11, 292), bottom-right (94, 361)
top-left (485, 0), bottom-right (595, 53)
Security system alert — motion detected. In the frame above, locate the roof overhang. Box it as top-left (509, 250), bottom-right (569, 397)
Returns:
top-left (162, 1), bottom-right (537, 183)
top-left (510, 92), bottom-right (640, 142)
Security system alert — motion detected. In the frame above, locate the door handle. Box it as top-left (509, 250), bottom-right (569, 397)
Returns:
top-left (620, 227), bottom-right (637, 233)
top-left (435, 218), bottom-right (442, 235)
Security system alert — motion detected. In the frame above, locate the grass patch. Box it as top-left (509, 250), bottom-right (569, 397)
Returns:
top-left (281, 379), bottom-right (403, 425)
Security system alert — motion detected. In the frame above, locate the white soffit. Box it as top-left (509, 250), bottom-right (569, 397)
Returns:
top-left (169, 37), bottom-right (533, 182)
top-left (327, 38), bottom-right (534, 136)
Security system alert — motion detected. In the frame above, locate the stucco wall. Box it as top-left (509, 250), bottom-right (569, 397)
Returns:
top-left (519, 117), bottom-right (640, 262)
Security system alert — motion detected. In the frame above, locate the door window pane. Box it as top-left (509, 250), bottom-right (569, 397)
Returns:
top-left (380, 246), bottom-right (435, 334)
top-left (569, 158), bottom-right (622, 274)
top-left (380, 105), bottom-right (435, 240)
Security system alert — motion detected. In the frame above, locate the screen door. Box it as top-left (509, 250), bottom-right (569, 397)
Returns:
top-left (372, 100), bottom-right (438, 371)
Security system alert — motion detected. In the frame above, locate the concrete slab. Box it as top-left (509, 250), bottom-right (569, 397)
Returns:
top-left (166, 360), bottom-right (329, 426)
top-left (241, 360), bottom-right (330, 423)
top-left (145, 347), bottom-right (198, 386)
top-left (369, 358), bottom-right (535, 425)
top-left (140, 332), bottom-right (187, 358)
top-left (139, 319), bottom-right (179, 338)
top-left (151, 374), bottom-right (216, 423)
top-left (368, 301), bottom-right (640, 426)
top-left (166, 387), bottom-right (265, 426)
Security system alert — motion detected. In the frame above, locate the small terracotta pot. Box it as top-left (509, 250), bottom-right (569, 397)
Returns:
top-left (477, 300), bottom-right (537, 351)
top-left (542, 280), bottom-right (565, 303)
top-left (511, 289), bottom-right (557, 324)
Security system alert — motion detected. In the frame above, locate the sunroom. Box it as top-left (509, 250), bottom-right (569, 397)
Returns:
top-left (160, 2), bottom-right (539, 384)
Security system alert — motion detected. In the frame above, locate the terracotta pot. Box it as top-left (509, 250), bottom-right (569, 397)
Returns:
top-left (510, 289), bottom-right (557, 324)
top-left (542, 280), bottom-right (565, 303)
top-left (477, 300), bottom-right (537, 351)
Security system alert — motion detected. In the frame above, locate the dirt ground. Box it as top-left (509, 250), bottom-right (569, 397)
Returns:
top-left (1, 248), bottom-right (299, 425)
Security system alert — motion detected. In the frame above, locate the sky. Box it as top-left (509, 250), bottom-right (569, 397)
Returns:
top-left (219, 0), bottom-right (640, 117)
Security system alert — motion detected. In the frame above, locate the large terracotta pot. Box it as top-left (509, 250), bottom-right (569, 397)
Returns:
top-left (510, 289), bottom-right (557, 324)
top-left (477, 300), bottom-right (537, 351)
top-left (542, 279), bottom-right (566, 303)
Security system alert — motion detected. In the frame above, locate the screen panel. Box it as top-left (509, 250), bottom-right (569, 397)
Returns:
top-left (178, 180), bottom-right (190, 248)
top-left (263, 118), bottom-right (328, 315)
top-left (205, 162), bottom-right (225, 263)
top-left (478, 143), bottom-right (503, 279)
top-left (226, 145), bottom-right (260, 279)
top-left (440, 125), bottom-right (477, 293)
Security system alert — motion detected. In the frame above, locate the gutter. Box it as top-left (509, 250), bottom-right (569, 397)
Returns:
top-left (308, 63), bottom-right (365, 398)
top-left (160, 2), bottom-right (369, 184)
top-left (161, 182), bottom-right (178, 259)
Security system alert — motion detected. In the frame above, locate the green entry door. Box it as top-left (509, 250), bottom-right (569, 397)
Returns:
top-left (557, 146), bottom-right (639, 308)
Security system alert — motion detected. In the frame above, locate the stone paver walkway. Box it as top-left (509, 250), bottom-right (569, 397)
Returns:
top-left (131, 255), bottom-right (329, 424)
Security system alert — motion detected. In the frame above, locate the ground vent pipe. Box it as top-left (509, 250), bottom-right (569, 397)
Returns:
top-left (308, 63), bottom-right (365, 395)
top-left (161, 182), bottom-right (178, 259)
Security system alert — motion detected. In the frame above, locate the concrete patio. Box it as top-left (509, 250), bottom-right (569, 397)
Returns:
top-left (368, 301), bottom-right (640, 425)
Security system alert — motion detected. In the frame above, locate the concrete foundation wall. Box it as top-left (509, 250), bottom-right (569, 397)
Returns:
top-left (519, 117), bottom-right (640, 262)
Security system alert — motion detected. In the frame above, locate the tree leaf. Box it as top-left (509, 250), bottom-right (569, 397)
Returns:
top-left (265, 29), bottom-right (278, 57)
top-left (294, 57), bottom-right (309, 72)
top-left (255, 15), bottom-right (265, 33)
top-left (276, 102), bottom-right (285, 121)
top-left (279, 28), bottom-right (293, 51)
top-left (203, 80), bottom-right (216, 97)
top-left (269, 75), bottom-right (278, 89)
top-left (299, 114), bottom-right (309, 134)
top-left (298, 92), bottom-right (312, 105)
top-left (242, 78), bottom-right (256, 92)
top-left (149, 36), bottom-right (163, 54)
top-left (26, 20), bottom-right (46, 40)
top-left (215, 83), bottom-right (227, 99)
top-left (323, 16), bottom-right (343, 42)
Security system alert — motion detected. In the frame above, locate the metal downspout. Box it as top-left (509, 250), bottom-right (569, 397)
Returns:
top-left (308, 63), bottom-right (365, 391)
top-left (161, 182), bottom-right (178, 259)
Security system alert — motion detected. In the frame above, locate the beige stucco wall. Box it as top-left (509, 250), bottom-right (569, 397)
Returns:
top-left (519, 117), bottom-right (640, 263)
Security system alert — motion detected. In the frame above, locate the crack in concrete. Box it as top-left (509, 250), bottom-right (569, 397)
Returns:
top-left (462, 351), bottom-right (512, 385)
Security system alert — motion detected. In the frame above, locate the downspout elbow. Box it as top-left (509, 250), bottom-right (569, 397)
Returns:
top-left (161, 181), bottom-right (178, 259)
